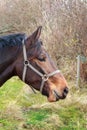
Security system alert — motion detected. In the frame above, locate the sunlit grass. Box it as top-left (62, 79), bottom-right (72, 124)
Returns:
top-left (0, 77), bottom-right (87, 130)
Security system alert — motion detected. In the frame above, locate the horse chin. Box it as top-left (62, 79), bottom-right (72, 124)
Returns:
top-left (46, 91), bottom-right (59, 102)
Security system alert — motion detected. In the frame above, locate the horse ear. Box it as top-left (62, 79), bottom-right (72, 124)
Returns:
top-left (31, 26), bottom-right (42, 41)
top-left (26, 26), bottom-right (42, 47)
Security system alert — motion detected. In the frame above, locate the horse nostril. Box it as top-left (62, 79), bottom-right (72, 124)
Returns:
top-left (63, 87), bottom-right (69, 95)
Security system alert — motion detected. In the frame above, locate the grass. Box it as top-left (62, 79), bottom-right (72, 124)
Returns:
top-left (0, 77), bottom-right (87, 130)
top-left (58, 106), bottom-right (86, 130)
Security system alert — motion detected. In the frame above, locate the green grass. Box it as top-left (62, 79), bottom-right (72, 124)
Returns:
top-left (58, 106), bottom-right (86, 130)
top-left (0, 77), bottom-right (87, 130)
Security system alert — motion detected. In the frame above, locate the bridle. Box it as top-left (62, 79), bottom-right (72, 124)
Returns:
top-left (22, 39), bottom-right (60, 93)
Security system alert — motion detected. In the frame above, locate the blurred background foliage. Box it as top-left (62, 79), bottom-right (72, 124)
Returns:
top-left (0, 1), bottom-right (87, 129)
top-left (0, 0), bottom-right (87, 79)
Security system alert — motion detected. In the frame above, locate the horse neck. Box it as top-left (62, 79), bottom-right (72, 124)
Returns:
top-left (0, 46), bottom-right (20, 87)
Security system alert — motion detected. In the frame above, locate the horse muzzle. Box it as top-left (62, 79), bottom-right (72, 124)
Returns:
top-left (47, 87), bottom-right (69, 102)
top-left (54, 87), bottom-right (69, 99)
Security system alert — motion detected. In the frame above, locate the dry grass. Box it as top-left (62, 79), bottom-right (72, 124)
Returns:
top-left (5, 102), bottom-right (23, 120)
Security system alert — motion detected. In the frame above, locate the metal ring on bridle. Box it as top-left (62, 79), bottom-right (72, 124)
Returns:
top-left (42, 74), bottom-right (49, 81)
top-left (24, 60), bottom-right (29, 65)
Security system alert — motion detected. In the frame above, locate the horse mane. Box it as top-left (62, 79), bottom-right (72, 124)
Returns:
top-left (0, 33), bottom-right (25, 48)
top-left (0, 32), bottom-right (42, 59)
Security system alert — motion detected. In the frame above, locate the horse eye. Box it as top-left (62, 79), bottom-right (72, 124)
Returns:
top-left (38, 57), bottom-right (46, 62)
top-left (38, 58), bottom-right (45, 61)
top-left (38, 54), bottom-right (46, 62)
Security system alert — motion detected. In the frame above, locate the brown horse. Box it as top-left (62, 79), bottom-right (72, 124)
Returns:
top-left (0, 26), bottom-right (68, 102)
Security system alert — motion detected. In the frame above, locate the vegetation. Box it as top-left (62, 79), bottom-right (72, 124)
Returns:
top-left (0, 77), bottom-right (87, 130)
top-left (0, 0), bottom-right (87, 130)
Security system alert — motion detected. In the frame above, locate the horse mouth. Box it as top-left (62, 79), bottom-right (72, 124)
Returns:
top-left (47, 90), bottom-right (61, 102)
top-left (53, 90), bottom-right (60, 101)
top-left (53, 90), bottom-right (67, 101)
top-left (47, 89), bottom-right (67, 102)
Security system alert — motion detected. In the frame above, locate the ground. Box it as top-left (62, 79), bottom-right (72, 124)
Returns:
top-left (0, 77), bottom-right (87, 130)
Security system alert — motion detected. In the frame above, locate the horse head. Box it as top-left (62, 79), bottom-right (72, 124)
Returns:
top-left (15, 26), bottom-right (69, 102)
